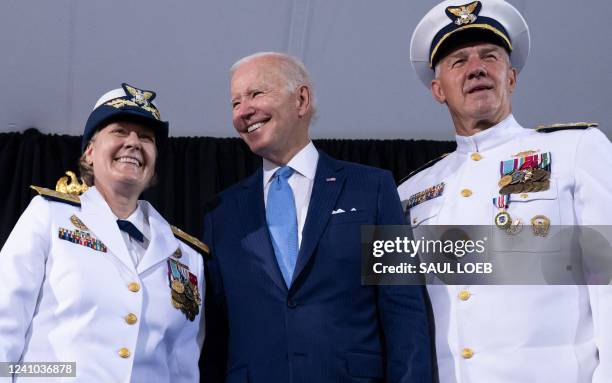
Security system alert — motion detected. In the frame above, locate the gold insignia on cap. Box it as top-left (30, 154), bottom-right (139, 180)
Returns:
top-left (124, 84), bottom-right (155, 107)
top-left (104, 83), bottom-right (162, 120)
top-left (447, 1), bottom-right (479, 25)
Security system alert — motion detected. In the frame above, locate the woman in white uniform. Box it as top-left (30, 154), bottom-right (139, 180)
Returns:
top-left (0, 83), bottom-right (206, 382)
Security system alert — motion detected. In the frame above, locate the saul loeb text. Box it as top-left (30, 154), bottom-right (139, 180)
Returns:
top-left (370, 236), bottom-right (492, 275)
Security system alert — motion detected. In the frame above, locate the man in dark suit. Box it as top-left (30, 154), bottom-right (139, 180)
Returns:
top-left (201, 52), bottom-right (431, 383)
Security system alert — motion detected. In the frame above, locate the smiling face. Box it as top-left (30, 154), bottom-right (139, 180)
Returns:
top-left (230, 56), bottom-right (311, 165)
top-left (84, 121), bottom-right (156, 196)
top-left (431, 42), bottom-right (517, 131)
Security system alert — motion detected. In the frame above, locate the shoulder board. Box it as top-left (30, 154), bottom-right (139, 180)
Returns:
top-left (398, 153), bottom-right (449, 185)
top-left (30, 185), bottom-right (81, 206)
top-left (535, 122), bottom-right (598, 133)
top-left (171, 225), bottom-right (210, 255)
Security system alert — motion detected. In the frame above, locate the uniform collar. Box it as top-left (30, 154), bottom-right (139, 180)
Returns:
top-left (455, 114), bottom-right (525, 153)
top-left (82, 186), bottom-right (116, 216)
top-left (84, 186), bottom-right (148, 241)
top-left (263, 141), bottom-right (319, 186)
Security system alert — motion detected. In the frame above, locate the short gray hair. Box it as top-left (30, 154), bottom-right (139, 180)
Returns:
top-left (230, 52), bottom-right (317, 115)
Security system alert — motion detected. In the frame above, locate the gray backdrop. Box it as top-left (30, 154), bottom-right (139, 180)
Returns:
top-left (0, 0), bottom-right (610, 140)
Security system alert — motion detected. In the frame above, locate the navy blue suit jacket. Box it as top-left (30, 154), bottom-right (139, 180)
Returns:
top-left (202, 152), bottom-right (431, 383)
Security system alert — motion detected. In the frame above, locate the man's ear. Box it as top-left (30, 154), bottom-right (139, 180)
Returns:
top-left (431, 79), bottom-right (446, 104)
top-left (295, 85), bottom-right (311, 118)
top-left (508, 67), bottom-right (517, 94)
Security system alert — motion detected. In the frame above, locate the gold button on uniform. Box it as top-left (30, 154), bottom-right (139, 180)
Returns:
top-left (461, 189), bottom-right (473, 197)
top-left (118, 348), bottom-right (131, 358)
top-left (461, 348), bottom-right (474, 359)
top-left (125, 313), bottom-right (138, 325)
top-left (470, 153), bottom-right (482, 161)
top-left (458, 290), bottom-right (471, 301)
top-left (128, 282), bottom-right (140, 292)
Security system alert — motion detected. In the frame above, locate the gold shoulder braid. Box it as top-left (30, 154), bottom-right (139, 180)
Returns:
top-left (398, 153), bottom-right (450, 185)
top-left (30, 185), bottom-right (81, 206)
top-left (171, 226), bottom-right (210, 255)
top-left (535, 122), bottom-right (598, 133)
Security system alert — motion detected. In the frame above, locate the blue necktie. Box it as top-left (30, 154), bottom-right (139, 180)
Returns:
top-left (117, 219), bottom-right (144, 242)
top-left (266, 166), bottom-right (298, 287)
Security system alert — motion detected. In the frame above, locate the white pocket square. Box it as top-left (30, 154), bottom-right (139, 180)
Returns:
top-left (350, 208), bottom-right (357, 212)
top-left (332, 208), bottom-right (346, 215)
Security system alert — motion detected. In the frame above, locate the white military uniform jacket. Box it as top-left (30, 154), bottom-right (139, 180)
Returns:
top-left (398, 115), bottom-right (612, 383)
top-left (0, 187), bottom-right (205, 382)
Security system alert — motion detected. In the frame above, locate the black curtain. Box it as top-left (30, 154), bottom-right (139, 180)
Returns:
top-left (0, 128), bottom-right (455, 246)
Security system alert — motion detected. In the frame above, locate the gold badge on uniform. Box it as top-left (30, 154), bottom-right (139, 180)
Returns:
top-left (167, 259), bottom-right (201, 321)
top-left (493, 195), bottom-right (522, 235)
top-left (70, 214), bottom-right (89, 231)
top-left (512, 149), bottom-right (540, 158)
top-left (530, 215), bottom-right (550, 237)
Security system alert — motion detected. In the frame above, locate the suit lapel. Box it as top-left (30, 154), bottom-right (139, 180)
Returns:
top-left (137, 202), bottom-right (177, 274)
top-left (291, 152), bottom-right (345, 286)
top-left (237, 169), bottom-right (288, 292)
top-left (77, 189), bottom-right (136, 273)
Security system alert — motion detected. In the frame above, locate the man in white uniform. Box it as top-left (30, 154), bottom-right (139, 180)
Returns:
top-left (398, 1), bottom-right (612, 381)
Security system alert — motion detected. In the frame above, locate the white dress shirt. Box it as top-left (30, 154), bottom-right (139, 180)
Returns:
top-left (263, 141), bottom-right (319, 249)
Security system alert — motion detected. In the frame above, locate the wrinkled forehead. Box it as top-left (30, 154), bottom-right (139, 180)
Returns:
top-left (231, 60), bottom-right (286, 95)
top-left (442, 41), bottom-right (509, 60)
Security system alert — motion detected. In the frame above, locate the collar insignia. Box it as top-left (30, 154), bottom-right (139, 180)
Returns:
top-left (446, 1), bottom-right (481, 26)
